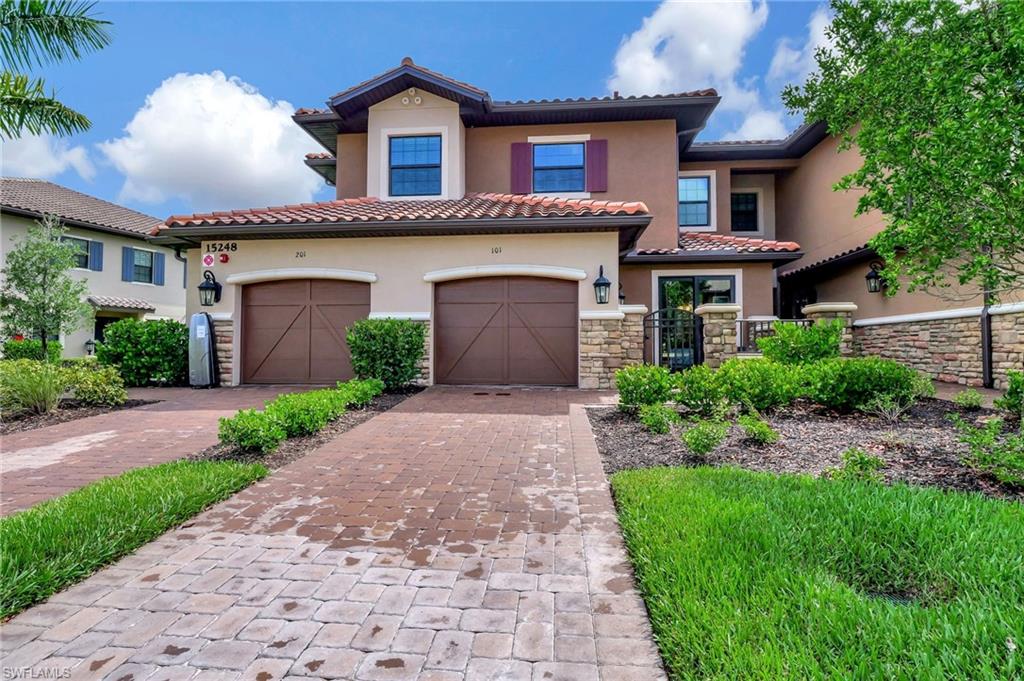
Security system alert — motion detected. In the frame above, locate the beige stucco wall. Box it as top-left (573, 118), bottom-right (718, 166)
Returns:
top-left (465, 120), bottom-right (680, 251)
top-left (620, 261), bottom-right (774, 318)
top-left (336, 133), bottom-right (368, 198)
top-left (0, 213), bottom-right (186, 356)
top-left (366, 90), bottom-right (465, 200)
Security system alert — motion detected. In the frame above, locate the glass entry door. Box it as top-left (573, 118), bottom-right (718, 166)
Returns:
top-left (655, 275), bottom-right (735, 369)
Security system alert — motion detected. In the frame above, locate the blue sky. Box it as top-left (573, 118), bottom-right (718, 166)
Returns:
top-left (1, 1), bottom-right (828, 220)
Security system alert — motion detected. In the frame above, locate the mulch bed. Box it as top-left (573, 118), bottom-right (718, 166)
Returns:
top-left (0, 399), bottom-right (161, 436)
top-left (189, 387), bottom-right (421, 469)
top-left (588, 398), bottom-right (1024, 503)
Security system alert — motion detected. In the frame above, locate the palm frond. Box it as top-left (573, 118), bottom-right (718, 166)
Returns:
top-left (0, 0), bottom-right (111, 70)
top-left (0, 71), bottom-right (90, 137)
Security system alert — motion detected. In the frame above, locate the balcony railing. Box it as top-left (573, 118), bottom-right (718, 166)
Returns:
top-left (736, 318), bottom-right (812, 353)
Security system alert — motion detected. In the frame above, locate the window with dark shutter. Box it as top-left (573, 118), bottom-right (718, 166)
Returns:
top-left (533, 143), bottom-right (585, 193)
top-left (63, 237), bottom-right (89, 269)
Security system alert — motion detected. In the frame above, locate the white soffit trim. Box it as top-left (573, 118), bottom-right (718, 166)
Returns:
top-left (368, 312), bottom-right (430, 321)
top-left (854, 301), bottom-right (1024, 327)
top-left (620, 304), bottom-right (649, 315)
top-left (226, 268), bottom-right (378, 285)
top-left (581, 310), bottom-right (625, 320)
top-left (423, 264), bottom-right (588, 283)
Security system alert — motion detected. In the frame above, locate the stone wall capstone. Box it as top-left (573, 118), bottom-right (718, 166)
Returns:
top-left (802, 302), bottom-right (857, 356)
top-left (695, 304), bottom-right (740, 368)
top-left (579, 308), bottom-right (646, 389)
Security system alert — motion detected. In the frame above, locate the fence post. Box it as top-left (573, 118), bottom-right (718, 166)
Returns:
top-left (695, 304), bottom-right (741, 368)
top-left (801, 302), bottom-right (858, 356)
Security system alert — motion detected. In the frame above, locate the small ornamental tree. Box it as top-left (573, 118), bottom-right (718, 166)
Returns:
top-left (0, 215), bottom-right (92, 358)
top-left (783, 0), bottom-right (1024, 300)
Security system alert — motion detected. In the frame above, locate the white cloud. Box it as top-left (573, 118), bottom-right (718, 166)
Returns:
top-left (99, 71), bottom-right (322, 212)
top-left (768, 6), bottom-right (832, 85)
top-left (0, 134), bottom-right (95, 180)
top-left (722, 110), bottom-right (788, 141)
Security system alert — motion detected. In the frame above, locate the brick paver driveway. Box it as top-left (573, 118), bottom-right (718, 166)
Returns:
top-left (1, 386), bottom-right (298, 516)
top-left (1, 387), bottom-right (666, 681)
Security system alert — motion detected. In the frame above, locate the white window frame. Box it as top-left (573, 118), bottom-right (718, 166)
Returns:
top-left (526, 133), bottom-right (591, 199)
top-left (678, 169), bottom-right (717, 233)
top-left (380, 126), bottom-right (450, 200)
top-left (131, 246), bottom-right (157, 286)
top-left (729, 187), bottom-right (764, 235)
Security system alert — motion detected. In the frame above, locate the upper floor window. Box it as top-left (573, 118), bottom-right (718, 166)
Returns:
top-left (389, 135), bottom-right (441, 196)
top-left (133, 249), bottom-right (154, 283)
top-left (731, 192), bottom-right (759, 232)
top-left (533, 143), bottom-right (585, 193)
top-left (678, 176), bottom-right (711, 227)
top-left (63, 236), bottom-right (90, 269)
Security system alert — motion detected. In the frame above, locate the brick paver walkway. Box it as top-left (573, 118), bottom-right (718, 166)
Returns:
top-left (0, 387), bottom-right (666, 680)
top-left (1, 386), bottom-right (298, 516)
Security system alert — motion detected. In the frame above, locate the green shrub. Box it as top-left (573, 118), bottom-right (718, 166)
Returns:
top-left (953, 388), bottom-right (984, 411)
top-left (994, 370), bottom-right (1024, 416)
top-left (716, 358), bottom-right (804, 412)
top-left (825, 447), bottom-right (886, 483)
top-left (265, 390), bottom-right (341, 438)
top-left (638, 403), bottom-right (681, 434)
top-left (951, 415), bottom-right (1024, 487)
top-left (672, 365), bottom-right (725, 416)
top-left (218, 409), bottom-right (286, 453)
top-left (346, 319), bottom-right (425, 391)
top-left (737, 413), bottom-right (779, 445)
top-left (756, 319), bottom-right (843, 364)
top-left (615, 364), bottom-right (673, 411)
top-left (0, 359), bottom-right (68, 414)
top-left (65, 364), bottom-right (127, 407)
top-left (857, 393), bottom-right (914, 425)
top-left (96, 318), bottom-right (188, 386)
top-left (3, 338), bottom-right (61, 362)
top-left (805, 357), bottom-right (919, 412)
top-left (682, 419), bottom-right (730, 456)
top-left (337, 377), bottom-right (385, 406)
top-left (61, 356), bottom-right (98, 370)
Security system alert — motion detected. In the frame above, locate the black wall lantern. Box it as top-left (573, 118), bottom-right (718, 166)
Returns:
top-left (198, 270), bottom-right (222, 306)
top-left (865, 261), bottom-right (884, 294)
top-left (593, 266), bottom-right (612, 305)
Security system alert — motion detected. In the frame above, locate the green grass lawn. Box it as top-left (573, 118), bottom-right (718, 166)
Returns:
top-left (0, 460), bottom-right (266, 619)
top-left (611, 466), bottom-right (1024, 680)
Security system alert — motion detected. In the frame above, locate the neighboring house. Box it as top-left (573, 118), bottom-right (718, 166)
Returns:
top-left (149, 58), bottom-right (1011, 388)
top-left (1, 178), bottom-right (186, 357)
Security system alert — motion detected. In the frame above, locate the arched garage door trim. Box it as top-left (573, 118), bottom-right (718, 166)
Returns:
top-left (227, 267), bottom-right (378, 286)
top-left (423, 264), bottom-right (587, 283)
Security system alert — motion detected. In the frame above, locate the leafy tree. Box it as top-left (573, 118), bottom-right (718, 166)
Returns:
top-left (0, 0), bottom-right (111, 137)
top-left (0, 215), bottom-right (93, 358)
top-left (783, 0), bottom-right (1024, 300)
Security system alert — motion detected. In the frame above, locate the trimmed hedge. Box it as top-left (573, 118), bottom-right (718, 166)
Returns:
top-left (96, 318), bottom-right (188, 386)
top-left (805, 357), bottom-right (919, 412)
top-left (346, 319), bottom-right (426, 390)
top-left (615, 364), bottom-right (673, 411)
top-left (3, 338), bottom-right (61, 362)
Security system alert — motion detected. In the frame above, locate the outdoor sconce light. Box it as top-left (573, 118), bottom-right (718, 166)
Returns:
top-left (593, 266), bottom-right (612, 305)
top-left (84, 339), bottom-right (96, 355)
top-left (198, 270), bottom-right (222, 307)
top-left (865, 261), bottom-right (885, 294)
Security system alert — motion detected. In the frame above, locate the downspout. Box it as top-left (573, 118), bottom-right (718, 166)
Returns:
top-left (173, 246), bottom-right (188, 290)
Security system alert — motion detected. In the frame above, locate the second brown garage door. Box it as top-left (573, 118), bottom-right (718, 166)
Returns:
top-left (242, 279), bottom-right (369, 384)
top-left (434, 276), bottom-right (578, 386)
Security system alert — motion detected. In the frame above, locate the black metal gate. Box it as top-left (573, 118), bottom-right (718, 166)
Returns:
top-left (643, 308), bottom-right (702, 371)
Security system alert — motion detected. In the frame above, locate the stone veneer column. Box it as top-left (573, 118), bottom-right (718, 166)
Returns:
top-left (801, 302), bottom-right (858, 356)
top-left (415, 320), bottom-right (432, 386)
top-left (694, 303), bottom-right (740, 368)
top-left (578, 306), bottom-right (647, 389)
top-left (211, 319), bottom-right (234, 386)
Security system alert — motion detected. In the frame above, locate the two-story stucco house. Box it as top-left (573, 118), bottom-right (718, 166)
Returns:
top-left (1, 178), bottom-right (186, 357)
top-left (151, 59), bottom-right (1017, 388)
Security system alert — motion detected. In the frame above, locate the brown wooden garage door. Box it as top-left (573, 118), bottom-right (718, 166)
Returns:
top-left (242, 279), bottom-right (369, 384)
top-left (435, 276), bottom-right (577, 386)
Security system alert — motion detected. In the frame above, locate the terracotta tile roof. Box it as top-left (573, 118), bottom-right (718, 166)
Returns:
top-left (329, 56), bottom-right (488, 103)
top-left (305, 152), bottom-right (334, 160)
top-left (87, 295), bottom-right (156, 312)
top-left (160, 193), bottom-right (649, 232)
top-left (498, 90), bottom-right (718, 106)
top-left (0, 178), bottom-right (160, 237)
top-left (295, 107), bottom-right (332, 116)
top-left (638, 233), bottom-right (801, 255)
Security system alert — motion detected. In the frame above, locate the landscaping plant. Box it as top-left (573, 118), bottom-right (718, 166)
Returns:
top-left (756, 319), bottom-right (842, 364)
top-left (217, 408), bottom-right (287, 454)
top-left (953, 388), bottom-right (984, 411)
top-left (715, 358), bottom-right (804, 412)
top-left (825, 447), bottom-right (886, 483)
top-left (737, 413), bottom-right (779, 445)
top-left (65, 363), bottom-right (127, 407)
top-left (612, 466), bottom-right (1024, 679)
top-left (0, 359), bottom-right (67, 414)
top-left (346, 318), bottom-right (426, 390)
top-left (0, 460), bottom-right (265, 619)
top-left (2, 338), bottom-right (61, 362)
top-left (951, 415), bottom-right (1024, 488)
top-left (994, 370), bottom-right (1024, 417)
top-left (672, 364), bottom-right (725, 417)
top-left (682, 420), bottom-right (729, 457)
top-left (614, 363), bottom-right (673, 412)
top-left (805, 357), bottom-right (919, 412)
top-left (96, 318), bottom-right (188, 386)
top-left (638, 403), bottom-right (681, 435)
top-left (857, 393), bottom-right (913, 426)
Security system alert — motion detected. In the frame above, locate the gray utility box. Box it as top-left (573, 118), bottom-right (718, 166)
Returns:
top-left (188, 312), bottom-right (218, 388)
